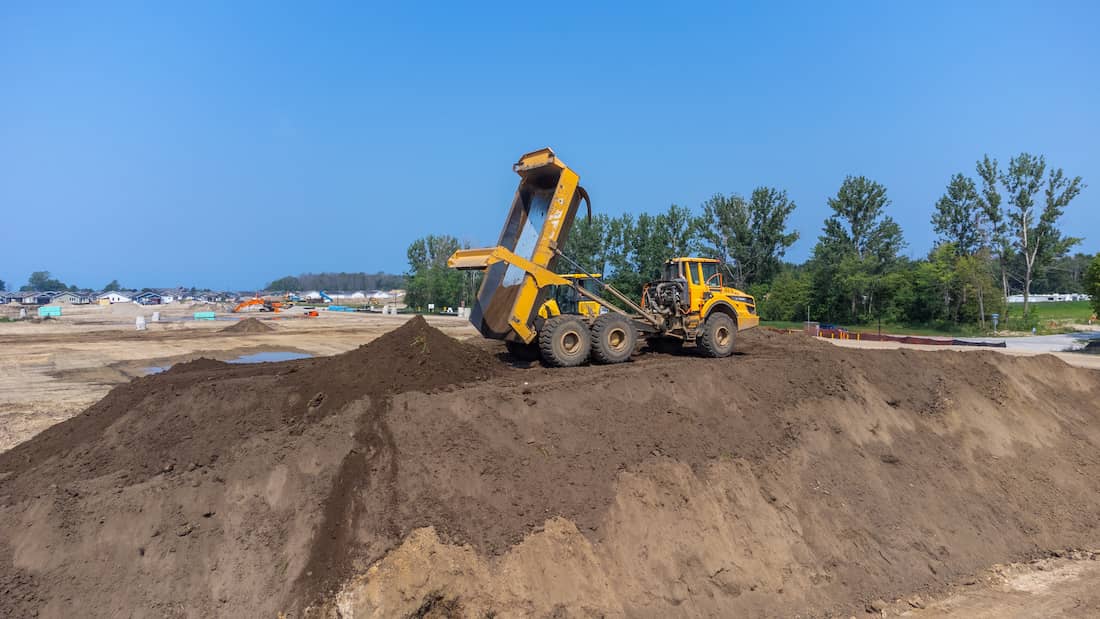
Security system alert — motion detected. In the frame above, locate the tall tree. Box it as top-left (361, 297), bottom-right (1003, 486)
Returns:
top-left (823, 176), bottom-right (904, 263)
top-left (598, 205), bottom-right (703, 302)
top-left (810, 176), bottom-right (905, 321)
top-left (933, 172), bottom-right (998, 327)
top-left (561, 213), bottom-right (610, 275)
top-left (21, 271), bottom-right (67, 292)
top-left (103, 279), bottom-right (122, 292)
top-left (975, 155), bottom-right (1012, 307)
top-left (657, 204), bottom-right (698, 258)
top-left (1000, 153), bottom-right (1083, 315)
top-left (0, 279), bottom-right (5, 292)
top-left (699, 187), bottom-right (799, 287)
top-left (405, 234), bottom-right (466, 309)
top-left (932, 174), bottom-right (983, 256)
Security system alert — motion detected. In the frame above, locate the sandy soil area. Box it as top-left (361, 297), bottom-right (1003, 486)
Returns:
top-left (0, 303), bottom-right (476, 452)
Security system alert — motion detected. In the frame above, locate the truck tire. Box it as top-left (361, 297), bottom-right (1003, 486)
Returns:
top-left (590, 314), bottom-right (637, 364)
top-left (539, 315), bottom-right (591, 367)
top-left (698, 312), bottom-right (736, 357)
top-left (505, 340), bottom-right (540, 362)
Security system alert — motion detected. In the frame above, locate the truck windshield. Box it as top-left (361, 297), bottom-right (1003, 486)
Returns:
top-left (700, 262), bottom-right (720, 286)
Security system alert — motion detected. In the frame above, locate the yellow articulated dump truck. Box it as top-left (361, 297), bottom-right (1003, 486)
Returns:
top-left (448, 148), bottom-right (759, 367)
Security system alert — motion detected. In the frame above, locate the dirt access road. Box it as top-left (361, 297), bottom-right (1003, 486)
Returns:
top-left (0, 303), bottom-right (476, 452)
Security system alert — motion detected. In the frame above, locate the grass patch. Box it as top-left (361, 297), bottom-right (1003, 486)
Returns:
top-left (1006, 300), bottom-right (1094, 323)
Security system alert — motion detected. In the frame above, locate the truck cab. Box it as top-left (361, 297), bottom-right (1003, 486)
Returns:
top-left (539, 274), bottom-right (605, 319)
top-left (645, 258), bottom-right (759, 348)
top-left (668, 258), bottom-right (757, 321)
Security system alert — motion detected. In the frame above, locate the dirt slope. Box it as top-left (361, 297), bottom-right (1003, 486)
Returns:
top-left (2, 322), bottom-right (1099, 618)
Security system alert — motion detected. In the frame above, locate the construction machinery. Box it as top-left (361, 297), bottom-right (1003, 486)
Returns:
top-left (448, 147), bottom-right (758, 367)
top-left (233, 298), bottom-right (283, 313)
top-left (540, 274), bottom-right (605, 319)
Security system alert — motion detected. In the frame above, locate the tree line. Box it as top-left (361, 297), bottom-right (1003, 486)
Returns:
top-left (266, 272), bottom-right (405, 292)
top-left (406, 151), bottom-right (1094, 328)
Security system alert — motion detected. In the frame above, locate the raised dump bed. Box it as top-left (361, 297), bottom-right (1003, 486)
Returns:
top-left (450, 148), bottom-right (589, 343)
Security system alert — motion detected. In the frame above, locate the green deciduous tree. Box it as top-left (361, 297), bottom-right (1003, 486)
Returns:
top-left (932, 174), bottom-right (983, 256)
top-left (598, 206), bottom-right (703, 302)
top-left (21, 271), bottom-right (68, 292)
top-left (103, 279), bottom-right (122, 292)
top-left (698, 187), bottom-right (799, 287)
top-left (266, 276), bottom-right (301, 291)
top-left (1085, 254), bottom-right (1100, 319)
top-left (758, 269), bottom-right (811, 322)
top-left (975, 155), bottom-right (1011, 307)
top-left (810, 176), bottom-right (905, 322)
top-left (405, 234), bottom-right (470, 310)
top-left (0, 279), bottom-right (5, 292)
top-left (561, 213), bottom-right (610, 275)
top-left (1000, 153), bottom-right (1084, 315)
top-left (1029, 253), bottom-right (1094, 294)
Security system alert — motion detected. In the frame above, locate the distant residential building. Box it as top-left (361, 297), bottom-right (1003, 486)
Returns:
top-left (16, 292), bottom-right (52, 305)
top-left (194, 292), bottom-right (226, 303)
top-left (1007, 293), bottom-right (1091, 303)
top-left (133, 292), bottom-right (163, 305)
top-left (97, 291), bottom-right (133, 304)
top-left (50, 291), bottom-right (90, 305)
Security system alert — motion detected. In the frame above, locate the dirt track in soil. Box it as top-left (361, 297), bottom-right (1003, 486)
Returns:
top-left (2, 317), bottom-right (1099, 618)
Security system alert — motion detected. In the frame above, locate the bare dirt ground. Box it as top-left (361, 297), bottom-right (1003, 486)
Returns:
top-left (1, 308), bottom-right (1099, 617)
top-left (0, 303), bottom-right (476, 452)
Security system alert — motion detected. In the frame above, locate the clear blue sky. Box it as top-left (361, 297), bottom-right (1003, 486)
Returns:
top-left (2, 1), bottom-right (1097, 291)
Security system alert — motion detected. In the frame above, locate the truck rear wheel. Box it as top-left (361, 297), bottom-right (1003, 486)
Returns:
top-left (539, 315), bottom-right (591, 367)
top-left (699, 312), bottom-right (736, 357)
top-left (590, 314), bottom-right (636, 364)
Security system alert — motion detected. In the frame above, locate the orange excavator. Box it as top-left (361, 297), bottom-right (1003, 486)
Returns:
top-left (233, 298), bottom-right (284, 313)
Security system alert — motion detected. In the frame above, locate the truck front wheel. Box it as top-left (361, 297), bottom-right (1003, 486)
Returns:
top-left (699, 312), bottom-right (736, 358)
top-left (539, 315), bottom-right (591, 367)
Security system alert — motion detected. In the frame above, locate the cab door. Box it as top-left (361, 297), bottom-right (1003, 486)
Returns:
top-left (682, 259), bottom-right (708, 332)
top-left (683, 260), bottom-right (708, 317)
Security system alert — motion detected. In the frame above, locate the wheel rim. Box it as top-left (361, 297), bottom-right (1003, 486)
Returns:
top-left (608, 328), bottom-right (627, 351)
top-left (716, 326), bottom-right (730, 347)
top-left (561, 331), bottom-right (581, 354)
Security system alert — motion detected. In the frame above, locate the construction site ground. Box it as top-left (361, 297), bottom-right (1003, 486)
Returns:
top-left (1, 303), bottom-right (1099, 617)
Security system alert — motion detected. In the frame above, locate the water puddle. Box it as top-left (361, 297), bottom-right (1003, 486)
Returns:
top-left (144, 351), bottom-right (312, 375)
top-left (226, 351), bottom-right (312, 364)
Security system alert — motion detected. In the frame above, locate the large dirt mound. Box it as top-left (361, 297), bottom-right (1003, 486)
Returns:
top-left (221, 317), bottom-right (275, 333)
top-left (2, 326), bottom-right (1099, 618)
top-left (0, 316), bottom-right (498, 618)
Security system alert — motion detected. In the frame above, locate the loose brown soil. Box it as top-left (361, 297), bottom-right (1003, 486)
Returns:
top-left (1, 320), bottom-right (1099, 618)
top-left (221, 317), bottom-right (275, 333)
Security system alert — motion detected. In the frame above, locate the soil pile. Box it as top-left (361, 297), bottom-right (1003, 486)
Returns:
top-left (221, 317), bottom-right (275, 333)
top-left (0, 316), bottom-right (498, 618)
top-left (2, 326), bottom-right (1100, 618)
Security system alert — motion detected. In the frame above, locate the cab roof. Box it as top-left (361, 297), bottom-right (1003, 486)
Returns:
top-left (667, 257), bottom-right (720, 264)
